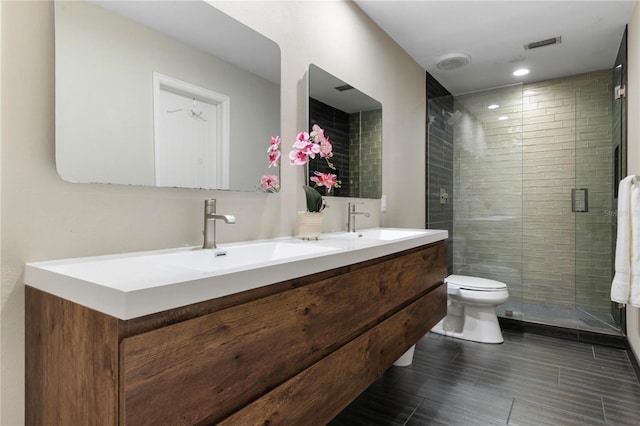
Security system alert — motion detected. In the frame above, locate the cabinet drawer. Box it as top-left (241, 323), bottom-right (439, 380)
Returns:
top-left (219, 283), bottom-right (447, 425)
top-left (120, 244), bottom-right (446, 425)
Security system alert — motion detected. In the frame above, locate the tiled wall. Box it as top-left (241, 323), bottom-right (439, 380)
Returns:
top-left (452, 70), bottom-right (613, 311)
top-left (452, 85), bottom-right (524, 299)
top-left (352, 109), bottom-right (382, 199)
top-left (522, 70), bottom-right (612, 310)
top-left (427, 73), bottom-right (454, 272)
top-left (574, 71), bottom-right (615, 311)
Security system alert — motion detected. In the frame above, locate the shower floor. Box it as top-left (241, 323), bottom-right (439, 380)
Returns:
top-left (497, 302), bottom-right (623, 336)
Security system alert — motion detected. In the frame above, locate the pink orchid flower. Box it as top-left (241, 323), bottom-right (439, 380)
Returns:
top-left (260, 174), bottom-right (280, 193)
top-left (292, 135), bottom-right (320, 156)
top-left (268, 150), bottom-right (280, 168)
top-left (310, 125), bottom-right (332, 157)
top-left (289, 132), bottom-right (321, 165)
top-left (300, 142), bottom-right (320, 157)
top-left (319, 138), bottom-right (332, 158)
top-left (309, 125), bottom-right (334, 169)
top-left (310, 171), bottom-right (341, 194)
top-left (296, 132), bottom-right (310, 143)
top-left (289, 149), bottom-right (310, 166)
top-left (267, 136), bottom-right (281, 167)
top-left (310, 125), bottom-right (324, 141)
top-left (289, 125), bottom-right (338, 179)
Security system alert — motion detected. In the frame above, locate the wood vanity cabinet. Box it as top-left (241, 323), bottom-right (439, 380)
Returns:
top-left (26, 241), bottom-right (447, 425)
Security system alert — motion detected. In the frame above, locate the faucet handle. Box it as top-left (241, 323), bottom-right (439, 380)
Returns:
top-left (204, 198), bottom-right (216, 214)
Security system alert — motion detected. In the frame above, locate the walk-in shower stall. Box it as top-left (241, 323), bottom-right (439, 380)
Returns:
top-left (427, 67), bottom-right (625, 335)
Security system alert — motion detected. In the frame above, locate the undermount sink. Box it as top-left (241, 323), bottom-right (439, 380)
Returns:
top-left (146, 241), bottom-right (339, 273)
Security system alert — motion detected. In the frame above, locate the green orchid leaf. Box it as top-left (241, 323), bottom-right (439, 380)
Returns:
top-left (303, 185), bottom-right (324, 212)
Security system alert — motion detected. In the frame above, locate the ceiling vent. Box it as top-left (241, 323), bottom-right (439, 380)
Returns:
top-left (524, 36), bottom-right (562, 50)
top-left (436, 53), bottom-right (472, 71)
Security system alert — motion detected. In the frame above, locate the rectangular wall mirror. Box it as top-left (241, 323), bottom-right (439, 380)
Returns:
top-left (55, 0), bottom-right (281, 192)
top-left (307, 64), bottom-right (382, 199)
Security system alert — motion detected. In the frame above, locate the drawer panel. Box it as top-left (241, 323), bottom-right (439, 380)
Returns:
top-left (219, 283), bottom-right (447, 425)
top-left (121, 244), bottom-right (446, 425)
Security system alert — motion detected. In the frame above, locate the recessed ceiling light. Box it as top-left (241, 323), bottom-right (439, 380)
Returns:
top-left (498, 115), bottom-right (509, 121)
top-left (523, 90), bottom-right (536, 96)
top-left (513, 68), bottom-right (530, 76)
top-left (488, 104), bottom-right (499, 110)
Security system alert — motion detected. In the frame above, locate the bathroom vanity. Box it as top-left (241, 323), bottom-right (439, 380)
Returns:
top-left (25, 229), bottom-right (447, 425)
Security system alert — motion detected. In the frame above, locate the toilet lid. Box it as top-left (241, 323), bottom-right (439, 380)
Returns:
top-left (445, 274), bottom-right (507, 291)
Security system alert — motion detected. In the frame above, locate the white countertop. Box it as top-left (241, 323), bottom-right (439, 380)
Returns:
top-left (24, 228), bottom-right (448, 320)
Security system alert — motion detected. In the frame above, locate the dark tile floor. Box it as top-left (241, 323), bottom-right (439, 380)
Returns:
top-left (330, 330), bottom-right (640, 425)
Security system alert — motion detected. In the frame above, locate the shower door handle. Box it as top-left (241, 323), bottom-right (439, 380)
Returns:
top-left (571, 188), bottom-right (589, 213)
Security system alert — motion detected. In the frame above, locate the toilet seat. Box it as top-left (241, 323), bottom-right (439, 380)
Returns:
top-left (445, 274), bottom-right (507, 291)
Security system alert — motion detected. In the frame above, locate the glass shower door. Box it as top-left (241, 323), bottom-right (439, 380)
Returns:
top-left (574, 68), bottom-right (622, 334)
top-left (446, 85), bottom-right (524, 320)
top-left (610, 64), bottom-right (626, 331)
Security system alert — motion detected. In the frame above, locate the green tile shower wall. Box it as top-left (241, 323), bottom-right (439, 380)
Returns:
top-left (453, 84), bottom-right (524, 301)
top-left (426, 74), bottom-right (454, 273)
top-left (453, 69), bottom-right (613, 311)
top-left (574, 71), bottom-right (615, 312)
top-left (353, 109), bottom-right (382, 199)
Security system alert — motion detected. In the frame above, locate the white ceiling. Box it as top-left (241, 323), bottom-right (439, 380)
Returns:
top-left (354, 0), bottom-right (636, 95)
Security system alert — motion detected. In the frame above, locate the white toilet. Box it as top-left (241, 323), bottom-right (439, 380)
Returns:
top-left (431, 275), bottom-right (509, 344)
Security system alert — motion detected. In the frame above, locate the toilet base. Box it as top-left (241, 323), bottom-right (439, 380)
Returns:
top-left (392, 345), bottom-right (416, 367)
top-left (431, 304), bottom-right (504, 344)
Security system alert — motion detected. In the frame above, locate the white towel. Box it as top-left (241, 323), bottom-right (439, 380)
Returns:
top-left (611, 175), bottom-right (640, 306)
top-left (632, 183), bottom-right (640, 307)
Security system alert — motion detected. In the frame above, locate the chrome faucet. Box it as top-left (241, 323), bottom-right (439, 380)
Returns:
top-left (203, 199), bottom-right (236, 249)
top-left (347, 202), bottom-right (370, 232)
